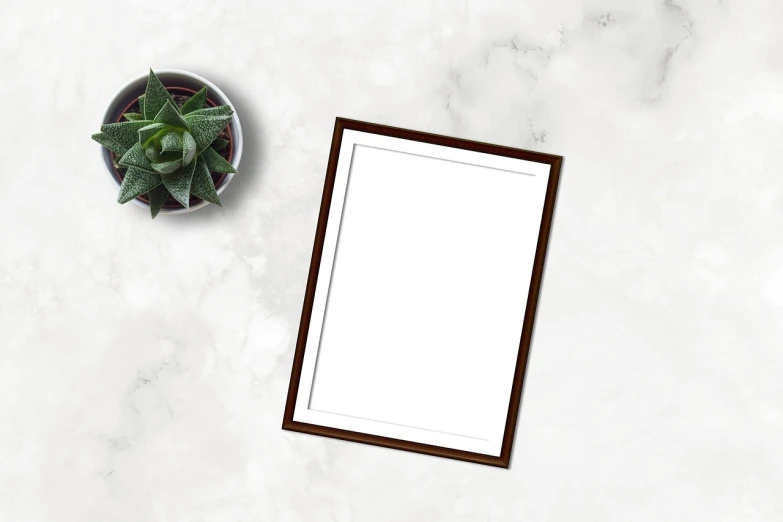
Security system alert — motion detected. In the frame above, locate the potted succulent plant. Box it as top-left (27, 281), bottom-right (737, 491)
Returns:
top-left (92, 69), bottom-right (243, 218)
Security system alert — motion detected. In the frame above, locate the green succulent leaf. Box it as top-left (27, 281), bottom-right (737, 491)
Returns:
top-left (186, 105), bottom-right (233, 118)
top-left (118, 143), bottom-right (154, 171)
top-left (182, 131), bottom-right (197, 166)
top-left (211, 138), bottom-right (229, 151)
top-left (160, 131), bottom-right (183, 153)
top-left (185, 114), bottom-right (233, 152)
top-left (92, 132), bottom-right (128, 156)
top-left (162, 157), bottom-right (197, 208)
top-left (148, 184), bottom-right (169, 219)
top-left (143, 69), bottom-right (175, 120)
top-left (151, 159), bottom-right (182, 174)
top-left (118, 167), bottom-right (162, 204)
top-left (139, 123), bottom-right (167, 146)
top-left (191, 157), bottom-right (222, 206)
top-left (123, 112), bottom-right (144, 121)
top-left (145, 143), bottom-right (162, 163)
top-left (154, 100), bottom-right (189, 129)
top-left (138, 95), bottom-right (146, 116)
top-left (101, 120), bottom-right (152, 150)
top-left (180, 86), bottom-right (207, 114)
top-left (201, 146), bottom-right (237, 174)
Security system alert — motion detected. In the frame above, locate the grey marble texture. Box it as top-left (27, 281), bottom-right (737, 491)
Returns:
top-left (2, 0), bottom-right (782, 520)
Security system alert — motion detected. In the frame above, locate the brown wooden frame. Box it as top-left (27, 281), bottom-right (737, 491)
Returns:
top-left (282, 118), bottom-right (563, 468)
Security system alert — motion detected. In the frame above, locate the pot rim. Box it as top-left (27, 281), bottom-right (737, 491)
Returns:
top-left (100, 69), bottom-right (243, 215)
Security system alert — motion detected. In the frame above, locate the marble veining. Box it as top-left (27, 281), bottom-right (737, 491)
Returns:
top-left (2, 0), bottom-right (783, 520)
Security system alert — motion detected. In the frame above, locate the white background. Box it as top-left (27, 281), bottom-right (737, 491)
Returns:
top-left (294, 132), bottom-right (551, 456)
top-left (2, 0), bottom-right (783, 520)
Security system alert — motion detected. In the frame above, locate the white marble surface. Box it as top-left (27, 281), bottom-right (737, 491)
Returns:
top-left (2, 0), bottom-right (783, 519)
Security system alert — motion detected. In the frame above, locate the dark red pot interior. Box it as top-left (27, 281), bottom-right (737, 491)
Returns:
top-left (111, 86), bottom-right (233, 209)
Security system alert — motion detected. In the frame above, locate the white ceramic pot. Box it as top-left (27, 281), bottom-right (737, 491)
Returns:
top-left (99, 69), bottom-right (243, 214)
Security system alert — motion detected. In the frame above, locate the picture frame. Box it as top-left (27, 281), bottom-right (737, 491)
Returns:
top-left (283, 118), bottom-right (563, 467)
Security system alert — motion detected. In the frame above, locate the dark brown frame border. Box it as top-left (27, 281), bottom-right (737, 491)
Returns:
top-left (282, 118), bottom-right (563, 468)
